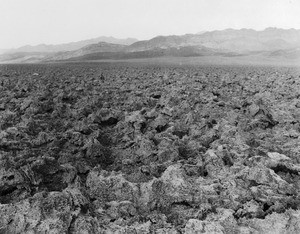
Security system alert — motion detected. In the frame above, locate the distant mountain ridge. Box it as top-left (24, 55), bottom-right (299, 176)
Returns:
top-left (47, 42), bottom-right (127, 61)
top-left (4, 36), bottom-right (138, 54)
top-left (126, 27), bottom-right (300, 52)
top-left (1, 28), bottom-right (300, 63)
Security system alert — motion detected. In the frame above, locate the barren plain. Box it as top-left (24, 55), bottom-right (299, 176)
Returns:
top-left (1, 61), bottom-right (300, 233)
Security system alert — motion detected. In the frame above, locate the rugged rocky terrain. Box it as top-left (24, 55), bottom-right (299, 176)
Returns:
top-left (1, 62), bottom-right (300, 233)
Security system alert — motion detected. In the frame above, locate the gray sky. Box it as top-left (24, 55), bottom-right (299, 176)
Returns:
top-left (1, 0), bottom-right (300, 49)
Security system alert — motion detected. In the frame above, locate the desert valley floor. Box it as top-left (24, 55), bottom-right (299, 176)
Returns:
top-left (1, 61), bottom-right (300, 233)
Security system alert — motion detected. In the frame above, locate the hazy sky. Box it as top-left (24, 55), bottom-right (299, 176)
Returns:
top-left (0, 0), bottom-right (299, 49)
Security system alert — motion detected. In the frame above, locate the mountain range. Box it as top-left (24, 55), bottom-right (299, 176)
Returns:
top-left (1, 28), bottom-right (300, 64)
top-left (3, 36), bottom-right (137, 54)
